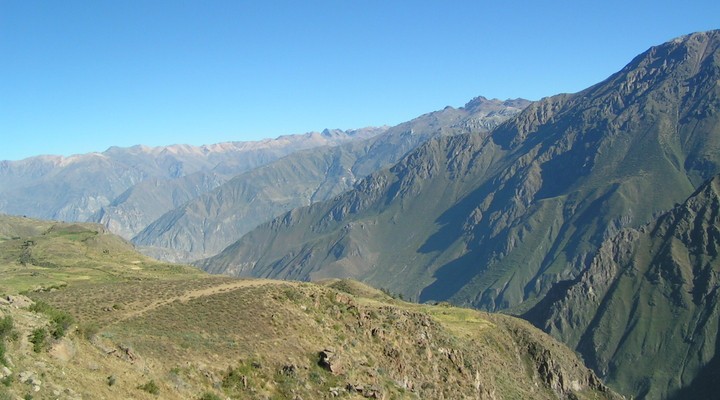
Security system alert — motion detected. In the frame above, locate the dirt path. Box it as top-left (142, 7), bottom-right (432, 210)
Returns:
top-left (112, 278), bottom-right (298, 324)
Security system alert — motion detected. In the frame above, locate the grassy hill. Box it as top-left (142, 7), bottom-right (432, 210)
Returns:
top-left (0, 215), bottom-right (619, 399)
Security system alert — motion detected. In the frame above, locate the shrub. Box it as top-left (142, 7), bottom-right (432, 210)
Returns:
top-left (29, 329), bottom-right (46, 353)
top-left (137, 380), bottom-right (160, 395)
top-left (28, 301), bottom-right (74, 339)
top-left (49, 312), bottom-right (73, 339)
top-left (0, 317), bottom-right (12, 338)
top-left (78, 322), bottom-right (99, 340)
top-left (198, 392), bottom-right (222, 400)
top-left (0, 317), bottom-right (11, 365)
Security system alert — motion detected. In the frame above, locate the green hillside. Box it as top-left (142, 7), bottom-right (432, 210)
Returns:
top-left (0, 215), bottom-right (619, 399)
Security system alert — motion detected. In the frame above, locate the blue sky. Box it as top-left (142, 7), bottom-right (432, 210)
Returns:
top-left (1, 1), bottom-right (718, 161)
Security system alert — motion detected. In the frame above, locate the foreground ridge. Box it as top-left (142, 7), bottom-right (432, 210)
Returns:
top-left (0, 215), bottom-right (620, 399)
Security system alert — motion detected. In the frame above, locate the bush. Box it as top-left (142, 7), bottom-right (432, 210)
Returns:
top-left (29, 329), bottom-right (46, 353)
top-left (198, 392), bottom-right (222, 400)
top-left (78, 322), bottom-right (99, 341)
top-left (0, 317), bottom-right (12, 338)
top-left (28, 301), bottom-right (74, 339)
top-left (0, 387), bottom-right (13, 400)
top-left (137, 380), bottom-right (160, 395)
top-left (0, 316), bottom-right (11, 365)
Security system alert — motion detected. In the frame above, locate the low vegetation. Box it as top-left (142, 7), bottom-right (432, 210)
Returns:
top-left (0, 215), bottom-right (620, 399)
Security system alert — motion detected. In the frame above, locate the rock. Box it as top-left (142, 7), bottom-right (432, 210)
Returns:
top-left (318, 348), bottom-right (344, 375)
top-left (118, 343), bottom-right (138, 362)
top-left (5, 295), bottom-right (32, 308)
top-left (346, 383), bottom-right (382, 399)
top-left (362, 385), bottom-right (382, 398)
top-left (281, 364), bottom-right (297, 376)
top-left (0, 366), bottom-right (10, 379)
top-left (346, 383), bottom-right (363, 392)
top-left (50, 338), bottom-right (77, 362)
top-left (18, 370), bottom-right (34, 383)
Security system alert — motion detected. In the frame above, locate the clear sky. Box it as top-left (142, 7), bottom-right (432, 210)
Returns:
top-left (1, 1), bottom-right (718, 161)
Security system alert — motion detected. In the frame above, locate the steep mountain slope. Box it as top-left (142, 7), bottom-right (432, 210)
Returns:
top-left (0, 215), bottom-right (620, 399)
top-left (199, 31), bottom-right (720, 313)
top-left (525, 173), bottom-right (720, 399)
top-left (0, 128), bottom-right (382, 226)
top-left (133, 98), bottom-right (529, 262)
top-left (90, 171), bottom-right (226, 240)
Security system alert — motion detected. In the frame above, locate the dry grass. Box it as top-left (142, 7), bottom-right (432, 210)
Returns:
top-left (0, 216), bottom-right (619, 399)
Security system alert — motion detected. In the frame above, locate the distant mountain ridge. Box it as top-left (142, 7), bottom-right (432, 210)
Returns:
top-left (132, 97), bottom-right (530, 262)
top-left (0, 127), bottom-right (385, 229)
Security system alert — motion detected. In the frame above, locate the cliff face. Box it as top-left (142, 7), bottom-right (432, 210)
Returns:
top-left (525, 174), bottom-right (720, 399)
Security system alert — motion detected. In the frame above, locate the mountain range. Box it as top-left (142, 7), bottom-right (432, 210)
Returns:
top-left (131, 97), bottom-right (529, 262)
top-left (193, 30), bottom-right (720, 399)
top-left (0, 127), bottom-right (385, 234)
top-left (199, 31), bottom-right (720, 312)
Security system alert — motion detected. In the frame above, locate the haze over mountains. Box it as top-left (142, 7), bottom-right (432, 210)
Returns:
top-left (0, 127), bottom-right (384, 229)
top-left (3, 30), bottom-right (720, 399)
top-left (132, 97), bottom-right (529, 262)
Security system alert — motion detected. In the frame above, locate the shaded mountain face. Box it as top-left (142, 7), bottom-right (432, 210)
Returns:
top-left (199, 31), bottom-right (720, 314)
top-left (132, 98), bottom-right (529, 263)
top-left (525, 173), bottom-right (720, 399)
top-left (0, 128), bottom-right (383, 226)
